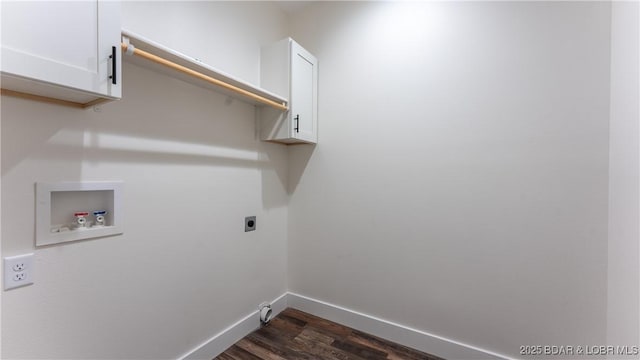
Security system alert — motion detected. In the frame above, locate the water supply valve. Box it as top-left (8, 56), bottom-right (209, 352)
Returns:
top-left (73, 212), bottom-right (89, 229)
top-left (93, 210), bottom-right (107, 227)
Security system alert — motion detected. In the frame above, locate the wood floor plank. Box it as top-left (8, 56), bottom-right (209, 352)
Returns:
top-left (236, 338), bottom-right (288, 360)
top-left (299, 328), bottom-right (334, 345)
top-left (348, 329), bottom-right (443, 360)
top-left (215, 353), bottom-right (236, 360)
top-left (277, 312), bottom-right (308, 328)
top-left (215, 308), bottom-right (444, 360)
top-left (224, 344), bottom-right (263, 360)
top-left (267, 316), bottom-right (306, 340)
top-left (292, 336), bottom-right (360, 360)
top-left (330, 338), bottom-right (389, 360)
top-left (248, 332), bottom-right (315, 359)
top-left (283, 309), bottom-right (352, 338)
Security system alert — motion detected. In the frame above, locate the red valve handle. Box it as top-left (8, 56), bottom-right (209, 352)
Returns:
top-left (74, 212), bottom-right (89, 217)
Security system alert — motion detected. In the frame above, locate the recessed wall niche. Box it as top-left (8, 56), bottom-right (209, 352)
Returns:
top-left (35, 182), bottom-right (123, 246)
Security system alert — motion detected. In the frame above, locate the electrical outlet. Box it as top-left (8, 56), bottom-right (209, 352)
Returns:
top-left (4, 253), bottom-right (34, 290)
top-left (245, 216), bottom-right (256, 232)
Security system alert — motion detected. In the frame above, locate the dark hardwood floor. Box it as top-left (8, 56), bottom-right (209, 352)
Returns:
top-left (215, 308), bottom-right (445, 360)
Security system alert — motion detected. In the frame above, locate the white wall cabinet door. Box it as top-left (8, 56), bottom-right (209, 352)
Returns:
top-left (290, 42), bottom-right (317, 143)
top-left (260, 38), bottom-right (318, 144)
top-left (1, 0), bottom-right (122, 106)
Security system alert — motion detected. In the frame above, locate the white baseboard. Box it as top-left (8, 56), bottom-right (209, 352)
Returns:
top-left (287, 292), bottom-right (512, 360)
top-left (179, 292), bottom-right (288, 360)
top-left (178, 291), bottom-right (512, 360)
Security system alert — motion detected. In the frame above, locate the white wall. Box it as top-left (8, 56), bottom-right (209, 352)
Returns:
top-left (122, 1), bottom-right (283, 86)
top-left (608, 0), bottom-right (640, 353)
top-left (1, 2), bottom-right (289, 359)
top-left (3, 2), bottom-right (636, 360)
top-left (288, 2), bottom-right (612, 359)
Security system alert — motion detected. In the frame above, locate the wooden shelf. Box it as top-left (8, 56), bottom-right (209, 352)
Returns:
top-left (121, 29), bottom-right (288, 110)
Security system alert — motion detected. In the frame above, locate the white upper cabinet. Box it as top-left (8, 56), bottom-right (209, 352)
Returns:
top-left (260, 38), bottom-right (318, 144)
top-left (1, 0), bottom-right (122, 106)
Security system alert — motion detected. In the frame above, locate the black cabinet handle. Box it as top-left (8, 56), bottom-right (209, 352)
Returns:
top-left (294, 114), bottom-right (299, 133)
top-left (109, 46), bottom-right (117, 85)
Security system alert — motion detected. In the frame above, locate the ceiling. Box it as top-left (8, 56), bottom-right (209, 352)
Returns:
top-left (274, 1), bottom-right (315, 15)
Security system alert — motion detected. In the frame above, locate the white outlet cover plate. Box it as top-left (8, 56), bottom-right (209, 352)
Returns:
top-left (4, 253), bottom-right (34, 290)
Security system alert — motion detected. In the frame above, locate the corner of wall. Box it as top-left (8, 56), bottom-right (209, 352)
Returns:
top-left (607, 0), bottom-right (640, 352)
